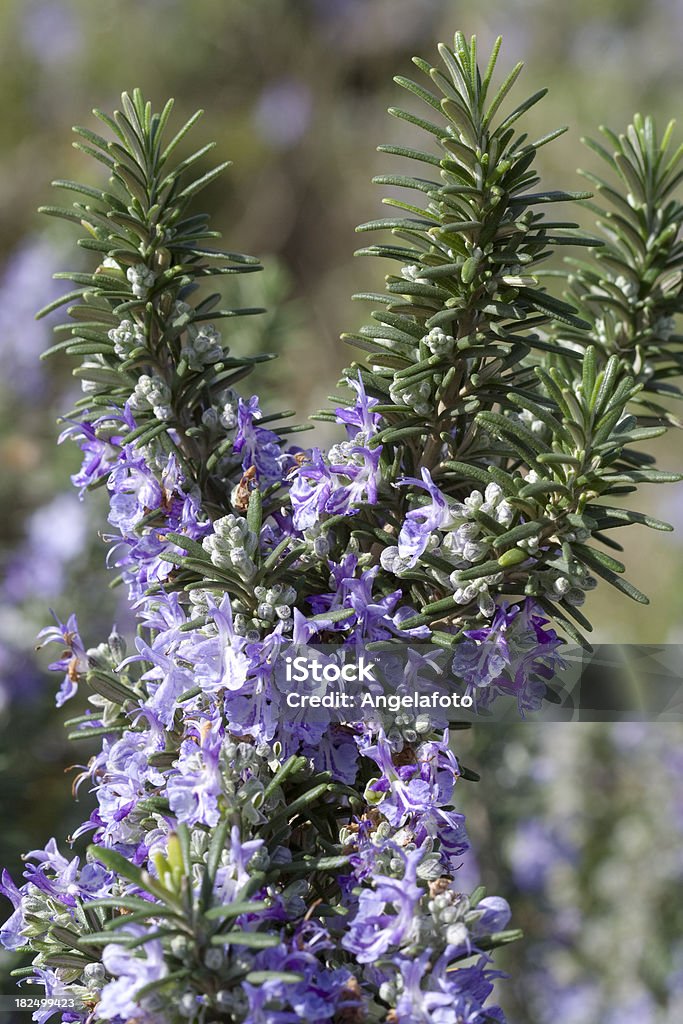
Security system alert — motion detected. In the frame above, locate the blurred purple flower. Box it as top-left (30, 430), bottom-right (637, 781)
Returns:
top-left (21, 1), bottom-right (82, 68)
top-left (254, 79), bottom-right (313, 148)
top-left (0, 238), bottom-right (66, 398)
top-left (507, 817), bottom-right (575, 891)
top-left (3, 492), bottom-right (88, 602)
top-left (531, 978), bottom-right (601, 1024)
top-left (603, 993), bottom-right (657, 1024)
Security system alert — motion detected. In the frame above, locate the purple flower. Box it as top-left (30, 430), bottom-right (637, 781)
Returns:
top-left (108, 446), bottom-right (163, 534)
top-left (21, 966), bottom-right (85, 1024)
top-left (335, 373), bottom-right (382, 438)
top-left (494, 603), bottom-right (564, 715)
top-left (136, 591), bottom-right (188, 646)
top-left (234, 396), bottom-right (284, 485)
top-left (416, 734), bottom-right (462, 801)
top-left (364, 733), bottom-right (469, 866)
top-left (393, 950), bottom-right (456, 1023)
top-left (242, 981), bottom-right (300, 1024)
top-left (289, 448), bottom-right (335, 529)
top-left (308, 557), bottom-right (429, 641)
top-left (470, 896), bottom-right (511, 937)
top-left (101, 445), bottom-right (208, 604)
top-left (452, 604), bottom-right (515, 691)
top-left (22, 839), bottom-right (113, 907)
top-left (326, 443), bottom-right (382, 511)
top-left (130, 636), bottom-right (196, 729)
top-left (36, 612), bottom-right (88, 706)
top-left (167, 720), bottom-right (224, 828)
top-left (224, 825), bottom-right (265, 889)
top-left (190, 595), bottom-right (251, 695)
top-left (0, 870), bottom-right (25, 950)
top-left (98, 926), bottom-right (168, 1021)
top-left (78, 731), bottom-right (165, 846)
top-left (452, 600), bottom-right (564, 715)
top-left (290, 441), bottom-right (382, 531)
top-left (243, 927), bottom-right (362, 1020)
top-left (397, 468), bottom-right (454, 567)
top-left (394, 953), bottom-right (507, 1023)
top-left (342, 846), bottom-right (424, 962)
top-left (363, 732), bottom-right (436, 823)
top-left (303, 723), bottom-right (360, 785)
top-left (341, 566), bottom-right (428, 641)
top-left (58, 419), bottom-right (120, 496)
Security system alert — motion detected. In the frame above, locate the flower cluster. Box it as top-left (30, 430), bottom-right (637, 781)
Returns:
top-left (3, 31), bottom-right (682, 1024)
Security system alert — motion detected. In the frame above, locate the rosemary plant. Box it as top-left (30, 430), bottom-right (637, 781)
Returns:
top-left (0, 32), bottom-right (680, 1024)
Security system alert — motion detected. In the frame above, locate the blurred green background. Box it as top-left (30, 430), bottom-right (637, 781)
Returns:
top-left (0, 2), bottom-right (682, 1022)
